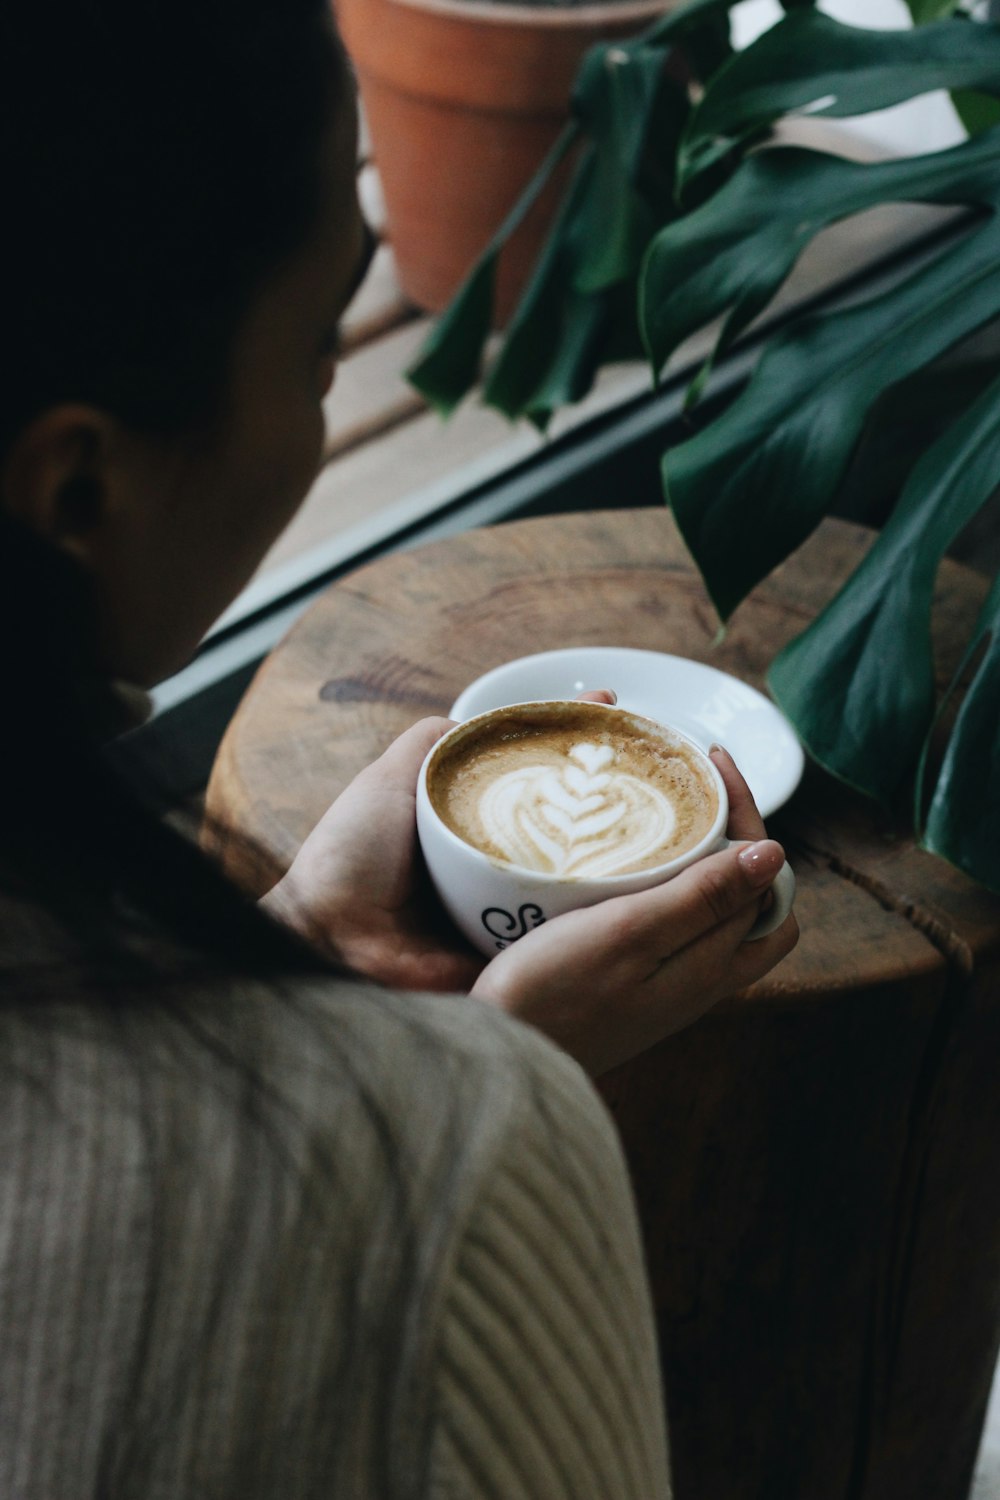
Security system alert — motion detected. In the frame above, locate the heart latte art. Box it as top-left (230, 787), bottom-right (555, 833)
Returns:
top-left (428, 706), bottom-right (719, 878)
top-left (480, 741), bottom-right (679, 877)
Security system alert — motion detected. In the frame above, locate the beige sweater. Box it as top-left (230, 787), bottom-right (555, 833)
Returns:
top-left (0, 973), bottom-right (670, 1498)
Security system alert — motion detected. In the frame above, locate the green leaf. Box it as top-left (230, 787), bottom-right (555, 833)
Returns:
top-left (681, 11), bottom-right (1000, 189)
top-left (677, 16), bottom-right (732, 88)
top-left (663, 209), bottom-right (1000, 621)
top-left (406, 121), bottom-right (580, 414)
top-left (645, 20), bottom-right (1000, 889)
top-left (643, 128), bottom-right (1000, 378)
top-left (642, 0), bottom-right (734, 84)
top-left (481, 151), bottom-right (606, 425)
top-left (953, 88), bottom-right (1000, 136)
top-left (518, 289), bottom-right (609, 430)
top-left (642, 0), bottom-right (736, 49)
top-left (459, 39), bottom-right (688, 426)
top-left (918, 568), bottom-right (1000, 890)
top-left (572, 44), bottom-right (676, 294)
top-left (642, 147), bottom-right (844, 379)
top-left (905, 0), bottom-right (963, 20)
top-left (650, 127), bottom-right (1000, 618)
top-left (409, 0), bottom-right (736, 420)
top-left (572, 37), bottom-right (665, 153)
top-left (767, 368), bottom-right (1000, 806)
top-left (835, 343), bottom-right (1000, 527)
top-left (405, 256), bottom-right (496, 417)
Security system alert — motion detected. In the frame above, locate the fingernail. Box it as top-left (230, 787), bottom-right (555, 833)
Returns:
top-left (738, 840), bottom-right (784, 887)
top-left (709, 742), bottom-right (726, 757)
top-left (599, 688), bottom-right (617, 704)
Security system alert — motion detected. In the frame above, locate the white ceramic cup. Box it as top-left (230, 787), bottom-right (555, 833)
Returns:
top-left (416, 700), bottom-right (796, 957)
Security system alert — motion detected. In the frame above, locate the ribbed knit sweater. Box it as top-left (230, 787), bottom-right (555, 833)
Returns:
top-left (0, 972), bottom-right (671, 1497)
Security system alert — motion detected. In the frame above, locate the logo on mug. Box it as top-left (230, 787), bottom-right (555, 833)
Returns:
top-left (481, 903), bottom-right (547, 949)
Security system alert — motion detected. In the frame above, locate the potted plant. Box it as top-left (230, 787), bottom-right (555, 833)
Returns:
top-left (409, 0), bottom-right (1000, 892)
top-left (333, 0), bottom-right (690, 322)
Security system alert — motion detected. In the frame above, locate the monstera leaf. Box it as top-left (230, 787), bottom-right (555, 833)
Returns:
top-left (644, 9), bottom-right (1000, 886)
top-left (408, 0), bottom-right (734, 423)
top-left (767, 370), bottom-right (1000, 808)
top-left (407, 123), bottom-right (582, 419)
top-left (479, 43), bottom-right (687, 427)
top-left (678, 11), bottom-right (1000, 188)
top-left (904, 0), bottom-right (967, 22)
top-left (645, 129), bottom-right (1000, 614)
top-left (918, 571), bottom-right (1000, 883)
top-left (901, 0), bottom-right (1000, 134)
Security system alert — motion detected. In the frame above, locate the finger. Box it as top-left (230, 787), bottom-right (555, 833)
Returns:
top-left (574, 688), bottom-right (617, 705)
top-left (710, 743), bottom-right (767, 843)
top-left (476, 893), bottom-right (789, 1075)
top-left (606, 838), bottom-right (787, 959)
top-left (706, 907), bottom-right (800, 993)
top-left (627, 904), bottom-right (799, 1054)
top-left (360, 716), bottom-right (457, 793)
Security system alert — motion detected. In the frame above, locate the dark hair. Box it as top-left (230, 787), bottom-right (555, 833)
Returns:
top-left (0, 11), bottom-right (457, 1491)
top-left (1, 0), bottom-right (345, 448)
top-left (0, 0), bottom-right (349, 980)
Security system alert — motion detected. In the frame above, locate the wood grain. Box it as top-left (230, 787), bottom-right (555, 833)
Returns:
top-left (206, 509), bottom-right (1000, 1499)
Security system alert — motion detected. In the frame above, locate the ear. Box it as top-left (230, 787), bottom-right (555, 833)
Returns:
top-left (1, 406), bottom-right (121, 569)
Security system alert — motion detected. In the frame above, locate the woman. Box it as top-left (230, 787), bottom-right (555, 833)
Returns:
top-left (0, 2), bottom-right (797, 1494)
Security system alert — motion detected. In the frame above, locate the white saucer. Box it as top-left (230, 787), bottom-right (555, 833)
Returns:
top-left (449, 647), bottom-right (805, 819)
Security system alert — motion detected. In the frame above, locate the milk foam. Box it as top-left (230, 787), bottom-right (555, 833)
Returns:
top-left (478, 740), bottom-right (679, 878)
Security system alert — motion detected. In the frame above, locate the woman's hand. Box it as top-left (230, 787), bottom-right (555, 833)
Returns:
top-left (262, 704), bottom-right (798, 1078)
top-left (261, 716), bottom-right (484, 992)
top-left (470, 746), bottom-right (798, 1076)
top-left (260, 690), bottom-right (620, 992)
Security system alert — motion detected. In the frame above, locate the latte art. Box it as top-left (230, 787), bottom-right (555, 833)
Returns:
top-left (480, 741), bottom-right (679, 877)
top-left (428, 704), bottom-right (720, 878)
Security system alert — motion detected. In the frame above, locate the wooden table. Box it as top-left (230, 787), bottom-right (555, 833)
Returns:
top-left (206, 509), bottom-right (1000, 1500)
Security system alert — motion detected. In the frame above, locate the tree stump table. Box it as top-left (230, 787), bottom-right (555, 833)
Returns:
top-left (206, 510), bottom-right (1000, 1500)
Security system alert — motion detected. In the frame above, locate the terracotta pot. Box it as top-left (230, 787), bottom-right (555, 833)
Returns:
top-left (335, 0), bottom-right (679, 324)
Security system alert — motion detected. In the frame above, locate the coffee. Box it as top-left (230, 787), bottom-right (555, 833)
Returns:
top-left (427, 702), bottom-right (719, 879)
